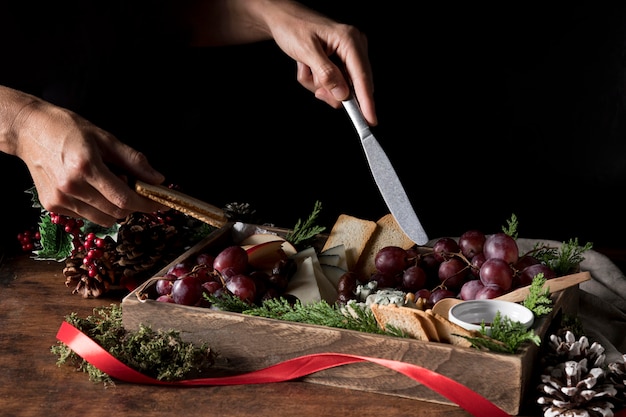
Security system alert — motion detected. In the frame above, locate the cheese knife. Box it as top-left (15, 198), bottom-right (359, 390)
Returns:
top-left (342, 97), bottom-right (429, 245)
top-left (134, 180), bottom-right (228, 228)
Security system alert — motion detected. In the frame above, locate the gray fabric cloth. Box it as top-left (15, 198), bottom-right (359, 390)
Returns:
top-left (517, 238), bottom-right (626, 363)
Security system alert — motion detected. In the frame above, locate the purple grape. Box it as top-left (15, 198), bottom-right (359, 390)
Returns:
top-left (483, 233), bottom-right (519, 264)
top-left (479, 257), bottom-right (514, 291)
top-left (375, 246), bottom-right (410, 275)
top-left (171, 275), bottom-right (203, 306)
top-left (458, 229), bottom-right (486, 259)
top-left (213, 245), bottom-right (248, 276)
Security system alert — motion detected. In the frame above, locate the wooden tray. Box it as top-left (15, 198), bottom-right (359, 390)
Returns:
top-left (121, 223), bottom-right (584, 415)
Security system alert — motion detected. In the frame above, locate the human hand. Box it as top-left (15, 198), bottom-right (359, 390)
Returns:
top-left (10, 95), bottom-right (165, 226)
top-left (261, 1), bottom-right (377, 126)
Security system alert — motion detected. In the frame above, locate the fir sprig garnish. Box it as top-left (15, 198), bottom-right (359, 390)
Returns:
top-left (51, 304), bottom-right (215, 385)
top-left (285, 200), bottom-right (326, 247)
top-left (530, 238), bottom-right (593, 276)
top-left (240, 297), bottom-right (396, 335)
top-left (464, 312), bottom-right (541, 353)
top-left (502, 213), bottom-right (519, 239)
top-left (522, 273), bottom-right (553, 317)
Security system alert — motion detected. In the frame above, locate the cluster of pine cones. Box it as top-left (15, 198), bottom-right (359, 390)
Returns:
top-left (537, 330), bottom-right (626, 417)
top-left (62, 211), bottom-right (209, 298)
top-left (61, 202), bottom-right (258, 298)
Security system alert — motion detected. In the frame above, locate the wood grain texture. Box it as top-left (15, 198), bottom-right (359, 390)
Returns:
top-left (122, 229), bottom-right (581, 415)
top-left (2, 254), bottom-right (528, 417)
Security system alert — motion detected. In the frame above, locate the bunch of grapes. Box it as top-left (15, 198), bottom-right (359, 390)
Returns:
top-left (364, 230), bottom-right (556, 309)
top-left (154, 245), bottom-right (296, 308)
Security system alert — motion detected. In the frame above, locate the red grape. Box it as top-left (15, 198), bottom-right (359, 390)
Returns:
top-left (458, 229), bottom-right (486, 259)
top-left (167, 262), bottom-right (192, 278)
top-left (213, 246), bottom-right (248, 276)
top-left (171, 275), bottom-right (204, 306)
top-left (479, 257), bottom-right (514, 291)
top-left (518, 263), bottom-right (556, 287)
top-left (195, 252), bottom-right (215, 267)
top-left (155, 274), bottom-right (176, 296)
top-left (470, 252), bottom-right (486, 277)
top-left (459, 279), bottom-right (485, 301)
top-left (375, 246), bottom-right (410, 275)
top-left (474, 285), bottom-right (506, 299)
top-left (225, 274), bottom-right (257, 303)
top-left (156, 295), bottom-right (175, 303)
top-left (514, 255), bottom-right (540, 271)
top-left (483, 233), bottom-right (519, 264)
top-left (429, 288), bottom-right (457, 305)
top-left (437, 258), bottom-right (469, 291)
top-left (401, 265), bottom-right (427, 292)
top-left (370, 272), bottom-right (400, 289)
top-left (432, 237), bottom-right (459, 262)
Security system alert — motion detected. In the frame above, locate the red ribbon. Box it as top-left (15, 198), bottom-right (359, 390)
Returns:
top-left (56, 321), bottom-right (626, 417)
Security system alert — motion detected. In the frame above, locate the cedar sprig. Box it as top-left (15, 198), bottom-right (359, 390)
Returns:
top-left (502, 213), bottom-right (519, 239)
top-left (463, 312), bottom-right (541, 353)
top-left (242, 297), bottom-right (394, 335)
top-left (285, 200), bottom-right (326, 247)
top-left (522, 273), bottom-right (553, 317)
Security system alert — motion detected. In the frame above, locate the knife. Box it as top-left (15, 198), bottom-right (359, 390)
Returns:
top-left (134, 180), bottom-right (228, 228)
top-left (342, 97), bottom-right (429, 245)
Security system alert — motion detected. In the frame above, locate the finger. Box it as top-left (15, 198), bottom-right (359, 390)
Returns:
top-left (98, 134), bottom-right (165, 185)
top-left (338, 44), bottom-right (377, 126)
top-left (46, 190), bottom-right (123, 227)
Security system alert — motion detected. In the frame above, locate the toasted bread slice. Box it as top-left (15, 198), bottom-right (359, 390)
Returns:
top-left (370, 303), bottom-right (438, 342)
top-left (354, 214), bottom-right (416, 279)
top-left (321, 214), bottom-right (377, 272)
top-left (427, 309), bottom-right (479, 348)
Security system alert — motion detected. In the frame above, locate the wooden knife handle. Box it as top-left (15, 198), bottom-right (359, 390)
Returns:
top-left (134, 180), bottom-right (228, 228)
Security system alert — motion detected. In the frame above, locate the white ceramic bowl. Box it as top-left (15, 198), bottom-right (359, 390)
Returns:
top-left (448, 299), bottom-right (534, 336)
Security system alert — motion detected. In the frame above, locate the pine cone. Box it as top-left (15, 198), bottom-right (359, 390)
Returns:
top-left (607, 354), bottom-right (626, 406)
top-left (63, 236), bottom-right (118, 298)
top-left (537, 330), bottom-right (617, 417)
top-left (537, 359), bottom-right (616, 417)
top-left (223, 202), bottom-right (258, 223)
top-left (543, 331), bottom-right (607, 369)
top-left (113, 212), bottom-right (184, 289)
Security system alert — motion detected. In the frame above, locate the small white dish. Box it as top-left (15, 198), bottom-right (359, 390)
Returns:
top-left (448, 299), bottom-right (534, 336)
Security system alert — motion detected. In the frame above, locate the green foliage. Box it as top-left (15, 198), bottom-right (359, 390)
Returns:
top-left (51, 305), bottom-right (215, 385)
top-left (285, 200), bottom-right (326, 247)
top-left (522, 273), bottom-right (553, 317)
top-left (465, 312), bottom-right (541, 353)
top-left (502, 213), bottom-right (519, 239)
top-left (34, 215), bottom-right (73, 261)
top-left (241, 297), bottom-right (396, 335)
top-left (531, 238), bottom-right (593, 276)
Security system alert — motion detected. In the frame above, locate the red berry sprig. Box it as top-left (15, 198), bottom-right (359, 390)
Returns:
top-left (16, 229), bottom-right (41, 252)
top-left (49, 212), bottom-right (85, 256)
top-left (82, 232), bottom-right (106, 278)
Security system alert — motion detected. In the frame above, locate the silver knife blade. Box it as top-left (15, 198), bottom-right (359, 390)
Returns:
top-left (342, 97), bottom-right (429, 245)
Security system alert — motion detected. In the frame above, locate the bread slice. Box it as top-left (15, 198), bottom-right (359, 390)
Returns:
top-left (370, 303), bottom-right (438, 342)
top-left (321, 214), bottom-right (377, 272)
top-left (354, 213), bottom-right (416, 279)
top-left (427, 310), bottom-right (479, 348)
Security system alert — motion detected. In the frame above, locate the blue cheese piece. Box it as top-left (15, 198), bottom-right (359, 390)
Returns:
top-left (365, 289), bottom-right (407, 307)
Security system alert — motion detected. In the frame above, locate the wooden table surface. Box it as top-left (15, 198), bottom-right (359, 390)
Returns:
top-left (0, 253), bottom-right (543, 417)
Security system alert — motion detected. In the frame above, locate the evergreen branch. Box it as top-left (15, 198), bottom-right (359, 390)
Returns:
top-left (285, 201), bottom-right (326, 247)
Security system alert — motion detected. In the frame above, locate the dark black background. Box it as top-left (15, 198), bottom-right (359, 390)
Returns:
top-left (2, 2), bottom-right (626, 257)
